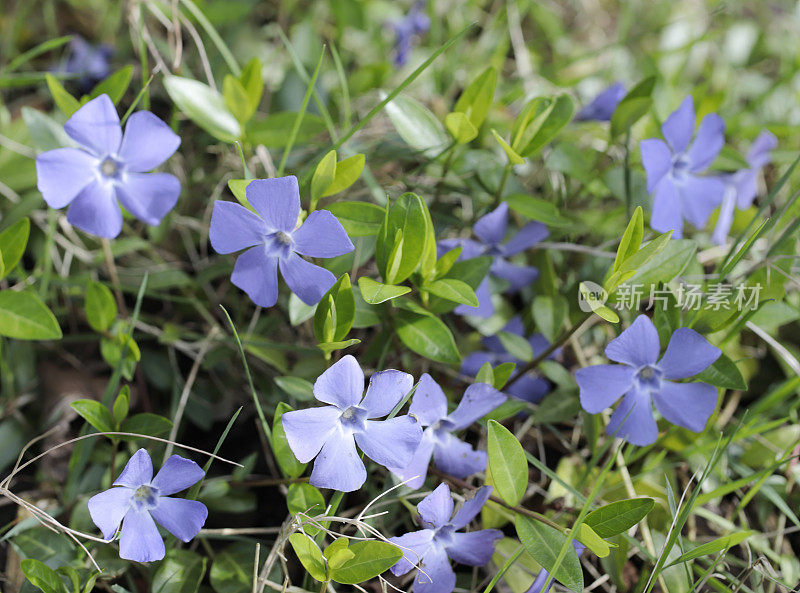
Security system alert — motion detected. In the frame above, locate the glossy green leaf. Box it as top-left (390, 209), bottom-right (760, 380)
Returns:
top-left (314, 274), bottom-right (354, 343)
top-left (164, 75), bottom-right (241, 142)
top-left (531, 295), bottom-right (567, 343)
top-left (376, 193), bottom-right (428, 284)
top-left (223, 75), bottom-right (255, 125)
top-left (497, 331), bottom-right (534, 363)
top-left (272, 403), bottom-right (306, 478)
top-left (491, 129), bottom-right (524, 165)
top-left (324, 201), bottom-right (385, 237)
top-left (289, 534), bottom-right (327, 582)
top-left (311, 150), bottom-right (337, 203)
top-left (358, 277), bottom-right (411, 304)
top-left (287, 483), bottom-right (325, 536)
top-left (425, 278), bottom-right (478, 306)
top-left (576, 523), bottom-right (611, 558)
top-left (584, 498), bottom-right (655, 538)
top-left (323, 154), bottom-right (366, 197)
top-left (504, 194), bottom-right (570, 227)
top-left (610, 76), bottom-right (655, 138)
top-left (0, 290), bottom-right (62, 340)
top-left (394, 309), bottom-right (460, 363)
top-left (21, 558), bottom-right (67, 593)
top-left (487, 420), bottom-right (527, 505)
top-left (612, 207), bottom-right (644, 273)
top-left (45, 73), bottom-right (80, 117)
top-left (328, 540), bottom-right (403, 585)
top-left (113, 386), bottom-right (130, 426)
top-left (665, 531), bottom-right (755, 567)
top-left (274, 376), bottom-right (315, 401)
top-left (0, 217), bottom-right (30, 279)
top-left (695, 352), bottom-right (747, 390)
top-left (119, 413), bottom-right (172, 439)
top-left (382, 93), bottom-right (448, 154)
top-left (324, 538), bottom-right (355, 570)
top-left (89, 66), bottom-right (133, 104)
top-left (515, 516), bottom-right (584, 593)
top-left (85, 281), bottom-right (117, 333)
top-left (445, 111), bottom-right (478, 144)
top-left (71, 399), bottom-right (113, 433)
top-left (453, 66), bottom-right (497, 129)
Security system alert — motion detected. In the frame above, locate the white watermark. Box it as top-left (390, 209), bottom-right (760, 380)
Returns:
top-left (579, 281), bottom-right (762, 312)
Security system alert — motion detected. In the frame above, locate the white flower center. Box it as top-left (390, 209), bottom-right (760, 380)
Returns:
top-left (100, 158), bottom-right (118, 177)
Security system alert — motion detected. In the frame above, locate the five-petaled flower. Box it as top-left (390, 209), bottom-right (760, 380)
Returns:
top-left (281, 355), bottom-right (421, 492)
top-left (389, 483), bottom-right (502, 593)
top-left (640, 95), bottom-right (726, 239)
top-left (711, 129), bottom-right (777, 245)
top-left (209, 176), bottom-right (353, 308)
top-left (575, 315), bottom-right (721, 446)
top-left (35, 94), bottom-right (181, 239)
top-left (574, 82), bottom-right (626, 122)
top-left (461, 317), bottom-right (554, 403)
top-left (439, 203), bottom-right (548, 318)
top-left (389, 374), bottom-right (506, 489)
top-left (87, 449), bottom-right (207, 562)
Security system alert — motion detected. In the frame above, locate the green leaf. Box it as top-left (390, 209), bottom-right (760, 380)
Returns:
top-left (0, 217), bottom-right (30, 279)
top-left (434, 246), bottom-right (462, 278)
top-left (210, 543), bottom-right (257, 593)
top-left (317, 338), bottom-right (361, 356)
top-left (324, 201), bottom-right (385, 237)
top-left (517, 95), bottom-right (574, 156)
top-left (358, 277), bottom-right (411, 304)
top-left (328, 541), bottom-right (403, 585)
top-left (239, 57), bottom-right (264, 114)
top-left (287, 483), bottom-right (325, 536)
top-left (453, 66), bottom-right (497, 129)
top-left (515, 516), bottom-right (584, 593)
top-left (612, 207), bottom-right (644, 273)
top-left (223, 75), bottom-right (255, 125)
top-left (445, 111), bottom-right (478, 144)
top-left (272, 403), bottom-right (306, 478)
top-left (274, 376), bottom-right (315, 401)
top-left (487, 420), bottom-right (527, 505)
top-left (246, 111), bottom-right (326, 147)
top-left (152, 549), bottom-right (207, 593)
top-left (531, 295), bottom-right (567, 343)
top-left (323, 154), bottom-right (366, 197)
top-left (491, 129), bottom-right (524, 165)
top-left (382, 94), bottom-right (448, 154)
top-left (576, 523), bottom-right (611, 558)
top-left (164, 75), bottom-right (241, 142)
top-left (394, 309), bottom-right (460, 363)
top-left (113, 386), bottom-right (130, 426)
top-left (311, 150), bottom-right (338, 204)
top-left (497, 331), bottom-right (534, 363)
top-left (625, 238), bottom-right (696, 291)
top-left (45, 73), bottom-right (80, 117)
top-left (22, 106), bottom-right (73, 151)
top-left (476, 362), bottom-right (495, 386)
top-left (695, 353), bottom-right (747, 390)
top-left (0, 290), bottom-right (62, 340)
top-left (376, 193), bottom-right (428, 284)
top-left (21, 558), bottom-right (67, 593)
top-left (85, 281), bottom-right (118, 333)
top-left (493, 363), bottom-right (516, 390)
top-left (616, 232), bottom-right (675, 276)
top-left (579, 282), bottom-right (619, 324)
top-left (71, 399), bottom-right (113, 433)
top-left (584, 498), bottom-right (655, 538)
top-left (314, 274), bottom-right (354, 343)
top-left (289, 534), bottom-right (328, 582)
top-left (89, 66), bottom-right (133, 104)
top-left (610, 76), bottom-right (655, 138)
top-left (504, 194), bottom-right (570, 227)
top-left (324, 538), bottom-right (355, 570)
top-left (425, 279), bottom-right (478, 306)
top-left (119, 413), bottom-right (172, 439)
top-left (665, 531), bottom-right (755, 568)
top-left (100, 331), bottom-right (141, 380)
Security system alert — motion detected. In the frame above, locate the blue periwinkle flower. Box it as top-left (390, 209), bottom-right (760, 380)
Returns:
top-left (35, 94), bottom-right (181, 238)
top-left (389, 374), bottom-right (506, 489)
top-left (711, 130), bottom-right (777, 245)
top-left (640, 96), bottom-right (726, 239)
top-left (574, 82), bottom-right (626, 122)
top-left (392, 1), bottom-right (430, 67)
top-left (61, 35), bottom-right (113, 91)
top-left (439, 203), bottom-right (548, 317)
top-left (575, 315), bottom-right (721, 446)
top-left (209, 176), bottom-right (354, 307)
top-left (281, 355), bottom-right (422, 492)
top-left (389, 483), bottom-right (502, 593)
top-left (87, 449), bottom-right (207, 562)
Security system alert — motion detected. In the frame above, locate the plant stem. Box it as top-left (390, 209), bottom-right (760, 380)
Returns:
top-left (495, 163), bottom-right (511, 204)
top-left (433, 143), bottom-right (457, 202)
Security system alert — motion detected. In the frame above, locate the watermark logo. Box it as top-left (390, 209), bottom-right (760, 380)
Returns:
top-left (578, 281), bottom-right (762, 312)
top-left (578, 281), bottom-right (608, 313)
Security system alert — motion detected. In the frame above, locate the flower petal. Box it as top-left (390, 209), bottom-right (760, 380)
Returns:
top-left (409, 373), bottom-right (448, 426)
top-left (490, 258), bottom-right (539, 292)
top-left (209, 201), bottom-right (267, 254)
top-left (503, 221), bottom-right (549, 256)
top-left (437, 238), bottom-right (485, 260)
top-left (119, 508), bottom-right (165, 562)
top-left (640, 138), bottom-right (672, 193)
top-left (605, 315), bottom-right (661, 367)
top-left (657, 327), bottom-right (721, 379)
top-left (313, 355), bottom-right (364, 409)
top-left (114, 449), bottom-right (153, 488)
top-left (678, 175), bottom-right (725, 229)
top-left (389, 431), bottom-right (435, 490)
top-left (711, 185), bottom-right (736, 245)
top-left (454, 278), bottom-right (494, 318)
top-left (575, 364), bottom-right (635, 414)
top-left (231, 246), bottom-right (279, 308)
top-left (417, 483), bottom-right (453, 528)
top-left (731, 168), bottom-right (758, 210)
top-left (151, 455), bottom-right (205, 495)
top-left (309, 428), bottom-right (366, 492)
top-left (356, 415), bottom-right (422, 469)
top-left (445, 529), bottom-right (503, 566)
top-left (460, 352), bottom-right (498, 379)
top-left (653, 380), bottom-right (718, 432)
top-left (574, 82), bottom-right (626, 122)
top-left (661, 96), bottom-right (694, 154)
top-left (747, 129), bottom-right (778, 168)
top-left (360, 370), bottom-right (414, 418)
top-left (35, 148), bottom-right (96, 208)
top-left (507, 374), bottom-right (550, 403)
top-left (474, 203), bottom-right (509, 246)
top-left (606, 389), bottom-right (658, 446)
top-left (432, 433), bottom-right (485, 479)
top-left (118, 111), bottom-right (180, 172)
top-left (115, 172), bottom-right (180, 226)
top-left (450, 484), bottom-right (493, 529)
top-left (686, 113), bottom-right (725, 172)
top-left (245, 176), bottom-right (300, 232)
top-left (413, 543), bottom-right (455, 593)
top-left (66, 179), bottom-right (122, 238)
top-left (279, 253), bottom-right (336, 306)
top-left (150, 497), bottom-right (208, 541)
top-left (292, 210), bottom-right (354, 258)
top-left (389, 529), bottom-right (436, 576)
top-left (88, 487), bottom-right (133, 539)
top-left (281, 406), bottom-right (341, 463)
top-left (64, 94), bottom-right (121, 155)
top-left (650, 178), bottom-right (684, 238)
top-left (446, 382), bottom-right (506, 430)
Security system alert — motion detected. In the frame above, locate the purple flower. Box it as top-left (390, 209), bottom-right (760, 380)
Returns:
top-left (87, 449), bottom-right (207, 562)
top-left (209, 176), bottom-right (354, 307)
top-left (574, 82), bottom-right (626, 122)
top-left (525, 541), bottom-right (586, 593)
top-left (575, 315), bottom-right (721, 446)
top-left (439, 203), bottom-right (548, 317)
top-left (281, 355), bottom-right (421, 492)
top-left (389, 374), bottom-right (506, 489)
top-left (389, 483), bottom-right (502, 593)
top-left (640, 96), bottom-right (726, 239)
top-left (35, 94), bottom-right (181, 239)
top-left (461, 317), bottom-right (553, 403)
top-left (60, 36), bottom-right (113, 92)
top-left (711, 130), bottom-right (777, 245)
top-left (392, 1), bottom-right (430, 67)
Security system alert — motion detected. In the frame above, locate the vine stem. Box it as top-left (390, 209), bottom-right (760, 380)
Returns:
top-left (494, 163), bottom-right (511, 204)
